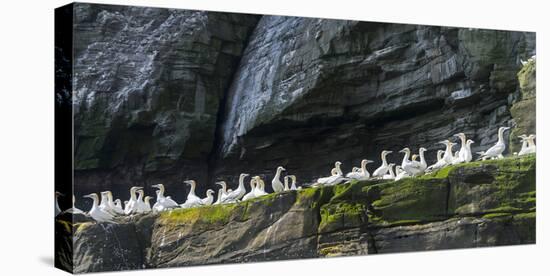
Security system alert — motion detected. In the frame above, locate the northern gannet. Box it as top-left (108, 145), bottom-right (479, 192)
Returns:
top-left (346, 159), bottom-right (374, 180)
top-left (394, 165), bottom-right (410, 181)
top-left (135, 189), bottom-right (149, 214)
top-left (372, 150), bottom-right (392, 178)
top-left (83, 193), bottom-right (115, 223)
top-left (478, 127), bottom-right (510, 160)
top-left (426, 149), bottom-right (448, 172)
top-left (143, 196), bottom-right (152, 213)
top-left (201, 189), bottom-right (215, 206)
top-left (253, 176), bottom-right (268, 197)
top-left (517, 134), bottom-right (529, 155)
top-left (181, 180), bottom-right (203, 208)
top-left (222, 173), bottom-right (249, 203)
top-left (287, 175), bottom-right (300, 190)
top-left (151, 184), bottom-right (179, 211)
top-left (99, 191), bottom-right (117, 216)
top-left (113, 199), bottom-right (124, 214)
top-left (272, 166), bottom-right (286, 193)
top-left (453, 133), bottom-right (473, 163)
top-left (399, 148), bottom-right (424, 176)
top-left (439, 140), bottom-right (456, 165)
top-left (316, 161), bottom-right (346, 186)
top-left (106, 191), bottom-right (123, 215)
top-left (243, 177), bottom-right (258, 201)
top-left (382, 163), bottom-right (396, 180)
top-left (55, 191), bottom-right (63, 217)
top-left (214, 188), bottom-right (224, 205)
top-left (124, 186), bottom-right (143, 215)
top-left (283, 175), bottom-right (290, 191)
top-left (414, 147), bottom-right (428, 173)
top-left (451, 151), bottom-right (461, 165)
top-left (215, 181), bottom-right (231, 202)
top-left (464, 139), bottom-right (475, 162)
top-left (518, 134), bottom-right (536, 155)
top-left (526, 134), bottom-right (536, 154)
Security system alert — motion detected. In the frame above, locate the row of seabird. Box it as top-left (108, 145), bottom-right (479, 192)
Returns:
top-left (55, 127), bottom-right (535, 222)
top-left (55, 167), bottom-right (300, 222)
top-left (313, 127), bottom-right (535, 185)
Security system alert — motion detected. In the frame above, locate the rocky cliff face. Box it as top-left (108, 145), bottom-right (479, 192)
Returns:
top-left (70, 4), bottom-right (535, 204)
top-left (214, 17), bottom-right (536, 185)
top-left (72, 3), bottom-right (259, 199)
top-left (56, 156), bottom-right (535, 273)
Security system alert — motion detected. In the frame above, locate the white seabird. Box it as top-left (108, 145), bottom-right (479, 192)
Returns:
top-left (399, 148), bottom-right (424, 176)
top-left (55, 191), bottom-right (63, 217)
top-left (134, 189), bottom-right (148, 214)
top-left (215, 181), bottom-right (231, 202)
top-left (113, 199), bottom-right (124, 214)
top-left (413, 147), bottom-right (428, 174)
top-left (181, 180), bottom-right (203, 208)
top-left (394, 165), bottom-right (410, 181)
top-left (453, 133), bottom-right (473, 163)
top-left (382, 163), bottom-right (396, 180)
top-left (287, 175), bottom-right (300, 190)
top-left (272, 166), bottom-right (286, 193)
top-left (478, 126), bottom-right (510, 160)
top-left (222, 173), bottom-right (249, 203)
top-left (151, 184), bottom-right (179, 212)
top-left (201, 189), bottom-right (215, 206)
top-left (243, 177), bottom-right (258, 201)
top-left (106, 191), bottom-right (123, 215)
top-left (346, 159), bottom-right (374, 180)
top-left (213, 188), bottom-right (225, 205)
top-left (440, 140), bottom-right (456, 165)
top-left (253, 176), bottom-right (268, 197)
top-left (124, 186), bottom-right (143, 215)
top-left (143, 196), bottom-right (152, 213)
top-left (83, 193), bottom-right (115, 223)
top-left (518, 134), bottom-right (536, 155)
top-left (99, 191), bottom-right (117, 216)
top-left (316, 161), bottom-right (346, 186)
top-left (372, 150), bottom-right (393, 178)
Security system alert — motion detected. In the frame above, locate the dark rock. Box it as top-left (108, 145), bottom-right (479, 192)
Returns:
top-left (214, 17), bottom-right (535, 188)
top-left (71, 3), bottom-right (260, 204)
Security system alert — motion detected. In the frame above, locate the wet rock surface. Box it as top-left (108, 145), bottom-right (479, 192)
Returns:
top-left (71, 3), bottom-right (259, 200)
top-left (58, 156), bottom-right (535, 272)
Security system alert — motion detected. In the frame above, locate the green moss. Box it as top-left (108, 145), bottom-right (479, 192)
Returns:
top-left (318, 202), bottom-right (367, 233)
top-left (447, 155), bottom-right (536, 216)
top-left (513, 212), bottom-right (536, 220)
top-left (160, 204), bottom-right (238, 226)
top-left (482, 212), bottom-right (512, 219)
top-left (422, 166), bottom-right (453, 179)
top-left (368, 177), bottom-right (449, 225)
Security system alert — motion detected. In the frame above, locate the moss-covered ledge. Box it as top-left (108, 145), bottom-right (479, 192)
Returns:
top-left (65, 155), bottom-right (536, 272)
